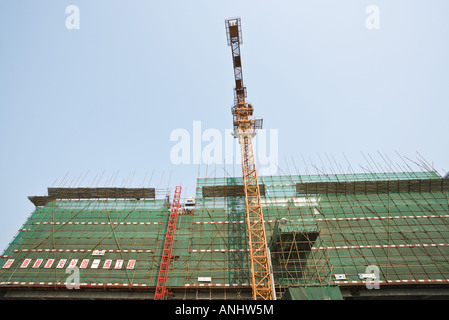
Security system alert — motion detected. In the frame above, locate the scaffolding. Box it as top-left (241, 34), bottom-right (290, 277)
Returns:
top-left (1, 170), bottom-right (449, 299)
top-left (0, 188), bottom-right (170, 289)
top-left (180, 170), bottom-right (449, 297)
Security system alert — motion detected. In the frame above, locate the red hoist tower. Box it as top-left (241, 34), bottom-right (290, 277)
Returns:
top-left (154, 186), bottom-right (182, 300)
top-left (225, 18), bottom-right (274, 300)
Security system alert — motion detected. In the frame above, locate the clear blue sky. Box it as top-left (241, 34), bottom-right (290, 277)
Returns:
top-left (1, 0), bottom-right (448, 251)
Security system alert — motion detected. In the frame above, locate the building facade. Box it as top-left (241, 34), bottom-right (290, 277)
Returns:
top-left (1, 171), bottom-right (448, 299)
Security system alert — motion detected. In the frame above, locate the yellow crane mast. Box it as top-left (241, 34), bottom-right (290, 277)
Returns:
top-left (225, 17), bottom-right (274, 300)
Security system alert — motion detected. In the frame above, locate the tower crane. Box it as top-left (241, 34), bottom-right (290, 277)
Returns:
top-left (225, 18), bottom-right (274, 300)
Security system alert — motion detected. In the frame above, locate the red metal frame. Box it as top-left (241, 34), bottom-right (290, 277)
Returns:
top-left (154, 186), bottom-right (182, 300)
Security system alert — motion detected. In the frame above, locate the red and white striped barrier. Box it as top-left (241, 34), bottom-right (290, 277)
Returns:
top-left (313, 243), bottom-right (449, 250)
top-left (32, 221), bottom-right (161, 225)
top-left (0, 282), bottom-right (252, 288)
top-left (333, 279), bottom-right (449, 285)
top-left (317, 214), bottom-right (449, 222)
top-left (191, 215), bottom-right (449, 225)
top-left (0, 282), bottom-right (144, 288)
top-left (3, 280), bottom-right (446, 288)
top-left (13, 249), bottom-right (154, 253)
top-left (189, 249), bottom-right (249, 253)
top-left (185, 283), bottom-right (251, 287)
top-left (193, 220), bottom-right (276, 225)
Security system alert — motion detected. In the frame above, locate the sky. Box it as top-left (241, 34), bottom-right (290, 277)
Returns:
top-left (0, 0), bottom-right (448, 252)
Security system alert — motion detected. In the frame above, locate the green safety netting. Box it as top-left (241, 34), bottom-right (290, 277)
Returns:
top-left (0, 171), bottom-right (448, 294)
top-left (281, 285), bottom-right (343, 300)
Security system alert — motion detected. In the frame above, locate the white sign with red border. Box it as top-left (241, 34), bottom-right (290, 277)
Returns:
top-left (80, 259), bottom-right (89, 269)
top-left (32, 259), bottom-right (43, 268)
top-left (56, 259), bottom-right (67, 269)
top-left (68, 259), bottom-right (78, 268)
top-left (103, 259), bottom-right (112, 269)
top-left (2, 259), bottom-right (14, 269)
top-left (44, 259), bottom-right (55, 268)
top-left (126, 260), bottom-right (136, 269)
top-left (114, 260), bottom-right (123, 269)
top-left (91, 259), bottom-right (100, 269)
top-left (20, 259), bottom-right (32, 268)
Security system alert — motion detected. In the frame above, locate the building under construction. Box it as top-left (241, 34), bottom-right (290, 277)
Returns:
top-left (1, 170), bottom-right (449, 300)
top-left (1, 18), bottom-right (449, 300)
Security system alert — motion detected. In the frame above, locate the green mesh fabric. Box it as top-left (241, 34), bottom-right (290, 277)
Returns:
top-left (1, 171), bottom-right (448, 298)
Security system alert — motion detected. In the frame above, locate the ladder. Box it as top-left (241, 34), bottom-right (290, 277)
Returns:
top-left (154, 186), bottom-right (182, 300)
